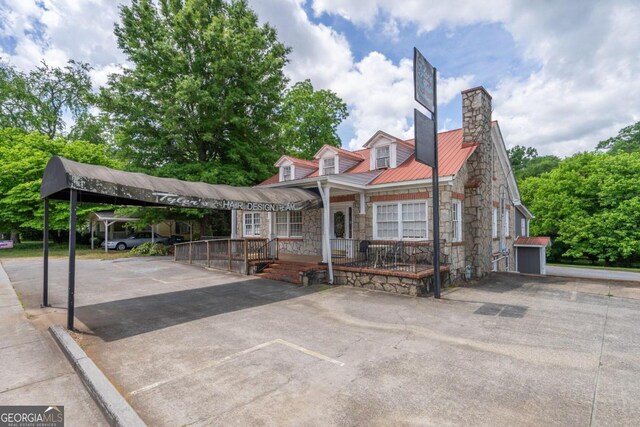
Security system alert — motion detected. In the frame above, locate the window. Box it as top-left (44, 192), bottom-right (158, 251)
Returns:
top-left (402, 202), bottom-right (427, 239)
top-left (177, 221), bottom-right (191, 234)
top-left (492, 208), bottom-right (498, 238)
top-left (275, 211), bottom-right (302, 237)
top-left (322, 157), bottom-right (336, 175)
top-left (520, 218), bottom-right (527, 237)
top-left (376, 146), bottom-right (390, 169)
top-left (374, 202), bottom-right (427, 240)
top-left (503, 209), bottom-right (510, 237)
top-left (452, 200), bottom-right (462, 242)
top-left (244, 212), bottom-right (261, 236)
top-left (375, 204), bottom-right (398, 238)
top-left (281, 165), bottom-right (292, 181)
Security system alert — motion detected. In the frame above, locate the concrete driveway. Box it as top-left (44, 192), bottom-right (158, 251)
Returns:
top-left (547, 265), bottom-right (640, 283)
top-left (4, 257), bottom-right (640, 426)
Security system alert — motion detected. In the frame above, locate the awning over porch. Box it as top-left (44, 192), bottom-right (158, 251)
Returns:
top-left (40, 156), bottom-right (322, 211)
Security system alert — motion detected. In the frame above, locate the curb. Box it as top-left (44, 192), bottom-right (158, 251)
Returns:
top-left (49, 325), bottom-right (147, 427)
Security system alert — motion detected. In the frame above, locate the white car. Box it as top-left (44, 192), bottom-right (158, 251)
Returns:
top-left (100, 232), bottom-right (169, 251)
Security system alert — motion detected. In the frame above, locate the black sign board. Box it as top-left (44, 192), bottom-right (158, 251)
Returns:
top-left (414, 109), bottom-right (435, 167)
top-left (414, 48), bottom-right (435, 113)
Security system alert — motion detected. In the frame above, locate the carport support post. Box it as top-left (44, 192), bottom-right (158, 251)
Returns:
top-left (67, 189), bottom-right (77, 331)
top-left (42, 198), bottom-right (49, 307)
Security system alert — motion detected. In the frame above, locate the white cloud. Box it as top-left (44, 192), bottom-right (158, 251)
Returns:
top-left (0, 0), bottom-right (127, 89)
top-left (250, 0), bottom-right (473, 149)
top-left (312, 0), bottom-right (640, 156)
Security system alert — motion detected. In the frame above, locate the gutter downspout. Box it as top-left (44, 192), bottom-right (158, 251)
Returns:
top-left (317, 181), bottom-right (334, 284)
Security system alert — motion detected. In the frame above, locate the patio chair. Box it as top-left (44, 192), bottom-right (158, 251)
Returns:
top-left (359, 240), bottom-right (371, 265)
top-left (384, 241), bottom-right (407, 266)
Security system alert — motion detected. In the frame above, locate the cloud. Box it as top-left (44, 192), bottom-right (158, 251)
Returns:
top-left (331, 53), bottom-right (472, 149)
top-left (312, 0), bottom-right (640, 155)
top-left (250, 0), bottom-right (473, 149)
top-left (0, 0), bottom-right (127, 89)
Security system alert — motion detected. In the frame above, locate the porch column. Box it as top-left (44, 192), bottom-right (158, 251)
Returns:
top-left (319, 186), bottom-right (331, 263)
top-left (90, 220), bottom-right (94, 249)
top-left (67, 189), bottom-right (77, 330)
top-left (104, 220), bottom-right (108, 253)
top-left (231, 209), bottom-right (238, 239)
top-left (42, 198), bottom-right (49, 307)
top-left (151, 224), bottom-right (155, 243)
top-left (359, 192), bottom-right (366, 215)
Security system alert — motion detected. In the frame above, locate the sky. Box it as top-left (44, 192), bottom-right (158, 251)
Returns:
top-left (0, 0), bottom-right (639, 157)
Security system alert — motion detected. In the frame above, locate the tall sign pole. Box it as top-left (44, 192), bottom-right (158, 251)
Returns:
top-left (413, 48), bottom-right (441, 299)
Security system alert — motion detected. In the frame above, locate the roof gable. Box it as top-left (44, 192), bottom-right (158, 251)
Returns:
top-left (363, 130), bottom-right (401, 148)
top-left (259, 127), bottom-right (476, 187)
top-left (314, 144), bottom-right (364, 161)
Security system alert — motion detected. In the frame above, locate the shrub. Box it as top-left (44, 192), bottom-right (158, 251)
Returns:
top-left (130, 242), bottom-right (169, 256)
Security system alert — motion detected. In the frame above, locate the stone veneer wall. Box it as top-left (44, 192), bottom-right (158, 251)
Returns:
top-left (277, 208), bottom-right (322, 256)
top-left (333, 270), bottom-right (428, 296)
top-left (462, 87), bottom-right (494, 278)
top-left (490, 133), bottom-right (516, 271)
top-left (235, 208), bottom-right (323, 257)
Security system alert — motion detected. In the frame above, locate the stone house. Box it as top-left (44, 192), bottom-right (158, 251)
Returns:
top-left (234, 86), bottom-right (533, 284)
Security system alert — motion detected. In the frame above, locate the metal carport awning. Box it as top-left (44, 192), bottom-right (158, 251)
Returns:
top-left (41, 156), bottom-right (321, 210)
top-left (40, 156), bottom-right (322, 330)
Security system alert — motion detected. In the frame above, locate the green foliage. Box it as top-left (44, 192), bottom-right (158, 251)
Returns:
top-left (100, 0), bottom-right (290, 186)
top-left (0, 129), bottom-right (119, 233)
top-left (596, 121), bottom-right (640, 154)
top-left (130, 241), bottom-right (169, 256)
top-left (507, 145), bottom-right (538, 169)
top-left (281, 79), bottom-right (348, 159)
top-left (515, 155), bottom-right (561, 181)
top-left (521, 152), bottom-right (640, 264)
top-left (0, 60), bottom-right (106, 143)
top-left (508, 144), bottom-right (560, 182)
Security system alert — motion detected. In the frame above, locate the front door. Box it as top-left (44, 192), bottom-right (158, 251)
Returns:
top-left (330, 206), bottom-right (352, 257)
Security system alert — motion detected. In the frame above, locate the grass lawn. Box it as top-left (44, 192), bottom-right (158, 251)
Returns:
top-left (548, 262), bottom-right (640, 273)
top-left (0, 241), bottom-right (134, 259)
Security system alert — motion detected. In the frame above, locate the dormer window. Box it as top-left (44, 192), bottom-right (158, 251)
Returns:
top-left (376, 146), bottom-right (390, 169)
top-left (282, 165), bottom-right (292, 181)
top-left (322, 157), bottom-right (336, 175)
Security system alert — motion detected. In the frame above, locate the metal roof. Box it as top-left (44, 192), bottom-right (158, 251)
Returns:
top-left (514, 236), bottom-right (552, 247)
top-left (40, 156), bottom-right (322, 211)
top-left (259, 127), bottom-right (476, 186)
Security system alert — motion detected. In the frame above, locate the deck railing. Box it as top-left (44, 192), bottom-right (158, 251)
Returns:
top-left (174, 238), bottom-right (277, 274)
top-left (330, 239), bottom-right (449, 273)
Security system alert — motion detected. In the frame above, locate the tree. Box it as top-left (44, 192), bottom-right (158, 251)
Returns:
top-left (0, 60), bottom-right (104, 142)
top-left (100, 0), bottom-right (290, 186)
top-left (508, 145), bottom-right (538, 170)
top-left (508, 144), bottom-right (560, 182)
top-left (521, 152), bottom-right (640, 265)
top-left (596, 121), bottom-right (640, 154)
top-left (281, 79), bottom-right (348, 159)
top-left (0, 129), bottom-right (118, 241)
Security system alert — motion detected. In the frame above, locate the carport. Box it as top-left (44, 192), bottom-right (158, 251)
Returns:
top-left (40, 156), bottom-right (322, 330)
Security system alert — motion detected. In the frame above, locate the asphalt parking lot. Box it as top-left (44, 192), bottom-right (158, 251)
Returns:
top-left (4, 257), bottom-right (640, 426)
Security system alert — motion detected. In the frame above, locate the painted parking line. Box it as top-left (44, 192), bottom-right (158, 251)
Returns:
top-left (128, 338), bottom-right (343, 397)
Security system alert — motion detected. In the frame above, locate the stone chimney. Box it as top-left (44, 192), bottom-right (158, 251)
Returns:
top-left (461, 87), bottom-right (493, 278)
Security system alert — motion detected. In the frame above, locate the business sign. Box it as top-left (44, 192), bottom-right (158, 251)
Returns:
top-left (414, 47), bottom-right (435, 113)
top-left (414, 109), bottom-right (436, 167)
top-left (0, 240), bottom-right (13, 249)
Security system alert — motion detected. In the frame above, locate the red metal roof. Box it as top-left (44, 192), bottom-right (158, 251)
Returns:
top-left (259, 127), bottom-right (475, 186)
top-left (514, 236), bottom-right (552, 247)
top-left (277, 156), bottom-right (318, 169)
